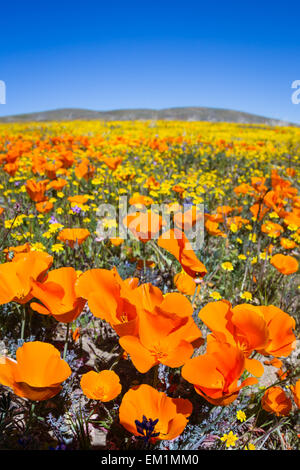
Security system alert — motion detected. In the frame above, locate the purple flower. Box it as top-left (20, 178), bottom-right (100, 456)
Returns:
top-left (135, 416), bottom-right (160, 443)
top-left (49, 443), bottom-right (67, 451)
top-left (71, 205), bottom-right (82, 215)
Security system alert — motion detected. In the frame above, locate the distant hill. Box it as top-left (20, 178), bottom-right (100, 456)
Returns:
top-left (0, 107), bottom-right (294, 125)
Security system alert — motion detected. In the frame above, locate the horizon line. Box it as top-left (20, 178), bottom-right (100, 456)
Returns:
top-left (0, 105), bottom-right (296, 125)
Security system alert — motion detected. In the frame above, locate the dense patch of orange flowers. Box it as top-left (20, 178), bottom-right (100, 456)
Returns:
top-left (0, 122), bottom-right (298, 446)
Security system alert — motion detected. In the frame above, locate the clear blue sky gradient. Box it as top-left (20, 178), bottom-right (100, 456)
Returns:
top-left (1, 1), bottom-right (300, 122)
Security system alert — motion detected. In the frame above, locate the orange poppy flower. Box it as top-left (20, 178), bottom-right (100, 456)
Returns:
top-left (205, 220), bottom-right (227, 238)
top-left (11, 250), bottom-right (53, 269)
top-left (291, 380), bottom-right (300, 409)
top-left (75, 160), bottom-right (95, 180)
top-left (261, 386), bottom-right (292, 416)
top-left (3, 243), bottom-right (31, 261)
top-left (258, 305), bottom-right (296, 358)
top-left (101, 156), bottom-right (123, 170)
top-left (174, 271), bottom-right (197, 296)
top-left (45, 161), bottom-right (63, 179)
top-left (133, 283), bottom-right (185, 317)
top-left (67, 195), bottom-right (89, 205)
top-left (286, 168), bottom-right (296, 177)
top-left (124, 211), bottom-right (166, 243)
top-left (119, 328), bottom-right (195, 374)
top-left (3, 162), bottom-right (19, 176)
top-left (47, 178), bottom-right (68, 191)
top-left (31, 156), bottom-right (46, 175)
top-left (263, 358), bottom-right (283, 368)
top-left (271, 169), bottom-right (285, 189)
top-left (251, 177), bottom-right (267, 193)
top-left (263, 190), bottom-right (287, 214)
top-left (119, 287), bottom-right (202, 373)
top-left (57, 228), bottom-right (90, 248)
top-left (280, 238), bottom-right (296, 250)
top-left (119, 384), bottom-right (192, 441)
top-left (198, 301), bottom-right (269, 377)
top-left (30, 267), bottom-right (86, 323)
top-left (4, 149), bottom-right (19, 164)
top-left (75, 267), bottom-right (139, 336)
top-left (58, 151), bottom-right (75, 169)
top-left (283, 211), bottom-right (300, 229)
top-left (250, 203), bottom-right (269, 221)
top-left (270, 254), bottom-right (299, 275)
top-left (129, 193), bottom-right (154, 207)
top-left (110, 237), bottom-right (124, 247)
top-left (174, 206), bottom-right (204, 232)
top-left (25, 179), bottom-right (49, 202)
top-left (271, 170), bottom-right (298, 199)
top-left (216, 205), bottom-right (234, 217)
top-left (145, 176), bottom-right (160, 189)
top-left (158, 229), bottom-right (207, 279)
top-left (35, 200), bottom-right (53, 214)
top-left (0, 251), bottom-right (53, 305)
top-left (182, 339), bottom-right (257, 406)
top-left (261, 222), bottom-right (284, 238)
top-left (80, 370), bottom-right (121, 401)
top-left (172, 184), bottom-right (185, 195)
top-left (204, 212), bottom-right (224, 224)
top-left (234, 183), bottom-right (253, 196)
top-left (0, 341), bottom-right (71, 401)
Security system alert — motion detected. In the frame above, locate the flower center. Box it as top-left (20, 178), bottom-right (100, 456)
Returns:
top-left (95, 385), bottom-right (107, 400)
top-left (120, 312), bottom-right (128, 323)
top-left (236, 339), bottom-right (249, 354)
top-left (15, 290), bottom-right (26, 300)
top-left (150, 345), bottom-right (167, 361)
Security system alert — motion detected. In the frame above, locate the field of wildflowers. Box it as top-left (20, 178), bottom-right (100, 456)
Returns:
top-left (0, 119), bottom-right (299, 451)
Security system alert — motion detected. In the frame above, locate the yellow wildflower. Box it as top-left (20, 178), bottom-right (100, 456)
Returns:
top-left (221, 262), bottom-right (234, 271)
top-left (31, 242), bottom-right (46, 252)
top-left (230, 223), bottom-right (238, 233)
top-left (245, 443), bottom-right (256, 450)
top-left (51, 243), bottom-right (64, 253)
top-left (220, 431), bottom-right (238, 448)
top-left (236, 410), bottom-right (246, 422)
top-left (240, 291), bottom-right (253, 301)
top-left (210, 291), bottom-right (222, 300)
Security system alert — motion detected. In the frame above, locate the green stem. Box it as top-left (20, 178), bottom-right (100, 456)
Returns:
top-left (20, 307), bottom-right (26, 341)
top-left (109, 350), bottom-right (124, 370)
top-left (25, 401), bottom-right (36, 433)
top-left (63, 323), bottom-right (70, 360)
top-left (191, 284), bottom-right (200, 308)
top-left (149, 240), bottom-right (172, 269)
top-left (141, 242), bottom-right (147, 276)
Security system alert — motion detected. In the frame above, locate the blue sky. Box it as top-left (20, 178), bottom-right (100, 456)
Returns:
top-left (0, 1), bottom-right (300, 122)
